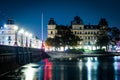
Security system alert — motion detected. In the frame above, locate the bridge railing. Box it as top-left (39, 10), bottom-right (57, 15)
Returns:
top-left (0, 45), bottom-right (48, 75)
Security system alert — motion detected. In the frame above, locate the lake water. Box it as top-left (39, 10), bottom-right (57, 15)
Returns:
top-left (2, 56), bottom-right (120, 80)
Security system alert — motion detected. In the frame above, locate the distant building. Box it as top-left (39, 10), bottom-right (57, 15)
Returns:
top-left (47, 16), bottom-right (108, 49)
top-left (0, 19), bottom-right (42, 48)
top-left (48, 18), bottom-right (57, 38)
top-left (0, 19), bottom-right (16, 46)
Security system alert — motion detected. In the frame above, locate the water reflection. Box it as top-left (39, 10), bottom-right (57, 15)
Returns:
top-left (20, 63), bottom-right (39, 80)
top-left (3, 56), bottom-right (120, 80)
top-left (43, 59), bottom-right (53, 80)
top-left (113, 56), bottom-right (120, 80)
top-left (97, 56), bottom-right (118, 80)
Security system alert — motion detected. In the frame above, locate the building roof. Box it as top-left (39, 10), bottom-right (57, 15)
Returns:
top-left (48, 18), bottom-right (56, 25)
top-left (84, 25), bottom-right (99, 29)
top-left (71, 16), bottom-right (84, 25)
top-left (6, 19), bottom-right (14, 25)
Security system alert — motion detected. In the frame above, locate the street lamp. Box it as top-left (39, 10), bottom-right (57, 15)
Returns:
top-left (29, 33), bottom-right (32, 47)
top-left (25, 32), bottom-right (29, 47)
top-left (18, 29), bottom-right (24, 46)
top-left (14, 25), bottom-right (18, 46)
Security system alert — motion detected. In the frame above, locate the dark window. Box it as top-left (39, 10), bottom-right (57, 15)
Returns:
top-left (2, 31), bottom-right (4, 34)
top-left (88, 36), bottom-right (90, 40)
top-left (94, 37), bottom-right (96, 39)
top-left (85, 37), bottom-right (87, 39)
top-left (85, 32), bottom-right (87, 34)
top-left (51, 31), bottom-right (53, 34)
top-left (91, 26), bottom-right (93, 29)
top-left (91, 36), bottom-right (93, 39)
top-left (75, 31), bottom-right (76, 34)
top-left (2, 41), bottom-right (4, 44)
top-left (8, 36), bottom-right (11, 41)
top-left (80, 27), bottom-right (81, 29)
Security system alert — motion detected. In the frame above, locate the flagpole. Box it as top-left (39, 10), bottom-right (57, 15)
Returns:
top-left (42, 13), bottom-right (43, 41)
top-left (41, 12), bottom-right (45, 51)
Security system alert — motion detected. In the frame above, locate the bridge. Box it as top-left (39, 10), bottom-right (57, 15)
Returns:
top-left (0, 45), bottom-right (49, 76)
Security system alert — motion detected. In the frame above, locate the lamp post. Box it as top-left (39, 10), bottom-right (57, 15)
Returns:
top-left (14, 25), bottom-right (18, 46)
top-left (18, 29), bottom-right (24, 47)
top-left (29, 33), bottom-right (32, 47)
top-left (25, 32), bottom-right (29, 47)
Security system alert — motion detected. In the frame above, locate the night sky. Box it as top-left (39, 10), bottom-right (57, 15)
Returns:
top-left (0, 0), bottom-right (120, 40)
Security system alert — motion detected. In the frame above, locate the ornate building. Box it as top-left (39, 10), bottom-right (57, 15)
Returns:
top-left (48, 18), bottom-right (57, 38)
top-left (0, 19), bottom-right (42, 48)
top-left (47, 16), bottom-right (107, 49)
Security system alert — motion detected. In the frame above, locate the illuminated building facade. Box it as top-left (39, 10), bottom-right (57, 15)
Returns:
top-left (48, 18), bottom-right (57, 38)
top-left (48, 16), bottom-right (107, 49)
top-left (0, 19), bottom-right (42, 48)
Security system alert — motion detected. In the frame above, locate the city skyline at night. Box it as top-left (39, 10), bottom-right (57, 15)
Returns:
top-left (0, 0), bottom-right (120, 40)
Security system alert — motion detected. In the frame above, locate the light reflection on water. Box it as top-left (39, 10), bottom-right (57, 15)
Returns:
top-left (3, 56), bottom-right (120, 80)
top-left (20, 63), bottom-right (39, 80)
top-left (113, 56), bottom-right (120, 80)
